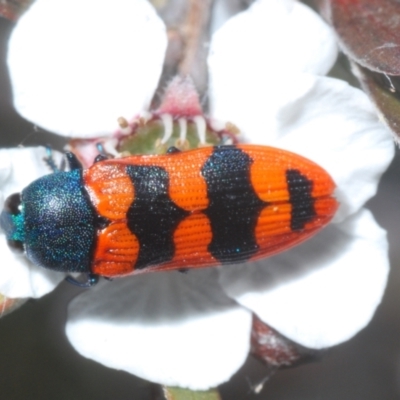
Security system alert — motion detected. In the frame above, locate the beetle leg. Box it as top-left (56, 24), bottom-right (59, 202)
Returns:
top-left (94, 142), bottom-right (115, 162)
top-left (65, 273), bottom-right (100, 288)
top-left (167, 146), bottom-right (181, 154)
top-left (94, 154), bottom-right (108, 163)
top-left (65, 152), bottom-right (83, 170)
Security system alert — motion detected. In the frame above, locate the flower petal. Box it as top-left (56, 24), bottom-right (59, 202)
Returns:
top-left (210, 70), bottom-right (394, 222)
top-left (66, 269), bottom-right (252, 389)
top-left (208, 0), bottom-right (337, 82)
top-left (208, 0), bottom-right (392, 221)
top-left (272, 77), bottom-right (394, 222)
top-left (0, 238), bottom-right (64, 298)
top-left (8, 0), bottom-right (167, 138)
top-left (0, 147), bottom-right (66, 298)
top-left (219, 209), bottom-right (389, 349)
top-left (0, 147), bottom-right (62, 199)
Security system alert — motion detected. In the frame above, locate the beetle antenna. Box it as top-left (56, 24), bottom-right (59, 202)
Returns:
top-left (43, 145), bottom-right (60, 172)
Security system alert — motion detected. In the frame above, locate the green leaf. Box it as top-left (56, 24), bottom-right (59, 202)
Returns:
top-left (162, 386), bottom-right (221, 400)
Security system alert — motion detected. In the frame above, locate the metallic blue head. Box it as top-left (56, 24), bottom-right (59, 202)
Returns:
top-left (0, 169), bottom-right (96, 273)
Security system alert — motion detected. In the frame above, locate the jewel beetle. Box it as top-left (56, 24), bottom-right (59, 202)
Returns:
top-left (0, 145), bottom-right (338, 286)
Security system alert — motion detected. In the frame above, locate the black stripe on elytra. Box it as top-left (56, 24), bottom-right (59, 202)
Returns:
top-left (126, 165), bottom-right (189, 269)
top-left (286, 169), bottom-right (316, 231)
top-left (202, 146), bottom-right (268, 263)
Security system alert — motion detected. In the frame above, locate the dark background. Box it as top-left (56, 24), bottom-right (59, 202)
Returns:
top-left (1, 10), bottom-right (400, 399)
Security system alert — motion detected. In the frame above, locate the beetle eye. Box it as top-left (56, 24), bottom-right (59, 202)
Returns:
top-left (3, 193), bottom-right (22, 216)
top-left (1, 192), bottom-right (25, 252)
top-left (7, 239), bottom-right (24, 253)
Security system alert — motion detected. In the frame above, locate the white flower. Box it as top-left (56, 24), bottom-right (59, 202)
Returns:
top-left (0, 147), bottom-right (65, 298)
top-left (1, 0), bottom-right (394, 391)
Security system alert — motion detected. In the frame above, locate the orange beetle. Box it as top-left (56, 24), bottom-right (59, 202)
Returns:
top-left (0, 145), bottom-right (338, 286)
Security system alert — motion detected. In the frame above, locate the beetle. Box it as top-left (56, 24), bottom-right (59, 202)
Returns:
top-left (0, 144), bottom-right (338, 287)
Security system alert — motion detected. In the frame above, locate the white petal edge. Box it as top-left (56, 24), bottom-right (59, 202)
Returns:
top-left (219, 208), bottom-right (389, 349)
top-left (66, 269), bottom-right (252, 390)
top-left (273, 77), bottom-right (394, 223)
top-left (0, 147), bottom-right (66, 298)
top-left (0, 238), bottom-right (64, 298)
top-left (209, 0), bottom-right (337, 82)
top-left (8, 0), bottom-right (167, 138)
top-left (0, 147), bottom-right (63, 199)
top-left (210, 72), bottom-right (394, 222)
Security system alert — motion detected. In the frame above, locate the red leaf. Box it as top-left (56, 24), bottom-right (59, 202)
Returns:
top-left (322, 0), bottom-right (400, 74)
top-left (0, 0), bottom-right (33, 22)
top-left (250, 314), bottom-right (321, 368)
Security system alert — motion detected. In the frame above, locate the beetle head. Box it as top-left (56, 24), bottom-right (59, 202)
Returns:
top-left (1, 170), bottom-right (96, 273)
